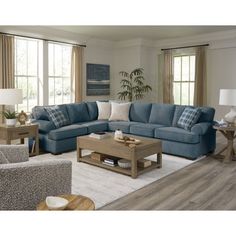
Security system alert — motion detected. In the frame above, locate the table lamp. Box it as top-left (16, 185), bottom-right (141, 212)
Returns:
top-left (219, 89), bottom-right (236, 125)
top-left (0, 89), bottom-right (23, 125)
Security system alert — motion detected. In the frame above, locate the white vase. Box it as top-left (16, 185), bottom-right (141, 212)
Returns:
top-left (114, 129), bottom-right (123, 139)
top-left (224, 107), bottom-right (236, 124)
top-left (6, 119), bottom-right (17, 126)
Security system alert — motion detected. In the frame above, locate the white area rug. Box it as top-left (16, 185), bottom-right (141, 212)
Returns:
top-left (32, 151), bottom-right (198, 209)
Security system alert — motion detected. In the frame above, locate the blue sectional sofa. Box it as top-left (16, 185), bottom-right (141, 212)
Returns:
top-left (32, 102), bottom-right (216, 160)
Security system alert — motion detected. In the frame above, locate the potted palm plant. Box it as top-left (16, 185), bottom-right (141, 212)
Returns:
top-left (2, 110), bottom-right (17, 126)
top-left (117, 68), bottom-right (152, 102)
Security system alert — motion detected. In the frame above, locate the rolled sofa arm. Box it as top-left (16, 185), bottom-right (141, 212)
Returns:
top-left (0, 159), bottom-right (72, 210)
top-left (32, 119), bottom-right (55, 133)
top-left (191, 122), bottom-right (213, 135)
top-left (0, 145), bottom-right (29, 163)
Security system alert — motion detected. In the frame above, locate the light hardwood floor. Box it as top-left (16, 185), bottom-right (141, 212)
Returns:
top-left (100, 134), bottom-right (236, 210)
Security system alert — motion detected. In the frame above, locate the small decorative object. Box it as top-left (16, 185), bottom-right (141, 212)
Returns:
top-left (219, 89), bottom-right (236, 125)
top-left (87, 63), bottom-right (110, 96)
top-left (45, 196), bottom-right (69, 210)
top-left (114, 129), bottom-right (123, 139)
top-left (118, 159), bottom-right (131, 169)
top-left (17, 110), bottom-right (28, 125)
top-left (2, 110), bottom-right (17, 126)
top-left (118, 68), bottom-right (152, 102)
top-left (114, 135), bottom-right (141, 145)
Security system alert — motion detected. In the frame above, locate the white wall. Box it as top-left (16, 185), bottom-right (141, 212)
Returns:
top-left (207, 46), bottom-right (236, 120)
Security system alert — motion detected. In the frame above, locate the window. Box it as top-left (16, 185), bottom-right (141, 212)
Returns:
top-left (48, 43), bottom-right (72, 105)
top-left (15, 37), bottom-right (42, 112)
top-left (173, 55), bottom-right (195, 105)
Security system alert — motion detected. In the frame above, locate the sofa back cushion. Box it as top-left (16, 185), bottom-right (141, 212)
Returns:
top-left (172, 105), bottom-right (215, 126)
top-left (198, 107), bottom-right (215, 123)
top-left (149, 104), bottom-right (175, 126)
top-left (66, 103), bottom-right (90, 123)
top-left (129, 103), bottom-right (152, 123)
top-left (86, 101), bottom-right (98, 120)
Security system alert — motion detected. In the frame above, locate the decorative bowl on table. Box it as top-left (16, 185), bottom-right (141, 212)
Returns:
top-left (114, 136), bottom-right (141, 145)
top-left (45, 196), bottom-right (69, 210)
top-left (118, 159), bottom-right (131, 169)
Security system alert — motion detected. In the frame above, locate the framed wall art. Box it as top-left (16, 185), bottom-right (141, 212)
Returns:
top-left (86, 63), bottom-right (110, 96)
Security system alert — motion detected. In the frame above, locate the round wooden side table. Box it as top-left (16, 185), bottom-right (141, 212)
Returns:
top-left (213, 125), bottom-right (236, 163)
top-left (37, 194), bottom-right (95, 210)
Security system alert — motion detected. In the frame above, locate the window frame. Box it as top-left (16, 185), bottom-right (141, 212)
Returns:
top-left (173, 54), bottom-right (196, 106)
top-left (14, 37), bottom-right (41, 112)
top-left (48, 42), bottom-right (73, 105)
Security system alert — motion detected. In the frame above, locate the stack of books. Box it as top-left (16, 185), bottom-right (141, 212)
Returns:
top-left (103, 157), bottom-right (120, 167)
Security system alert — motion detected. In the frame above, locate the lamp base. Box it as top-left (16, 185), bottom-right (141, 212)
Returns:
top-left (224, 107), bottom-right (236, 125)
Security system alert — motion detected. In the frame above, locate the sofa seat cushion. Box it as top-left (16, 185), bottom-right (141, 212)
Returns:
top-left (48, 125), bottom-right (88, 141)
top-left (155, 127), bottom-right (200, 144)
top-left (108, 121), bottom-right (140, 133)
top-left (78, 120), bottom-right (108, 133)
top-left (130, 123), bottom-right (165, 138)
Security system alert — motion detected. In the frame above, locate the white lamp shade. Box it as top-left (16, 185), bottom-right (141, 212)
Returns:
top-left (0, 89), bottom-right (23, 105)
top-left (219, 89), bottom-right (236, 106)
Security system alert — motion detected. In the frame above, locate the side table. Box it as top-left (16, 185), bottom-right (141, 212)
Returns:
top-left (0, 123), bottom-right (39, 156)
top-left (37, 194), bottom-right (95, 210)
top-left (213, 125), bottom-right (236, 162)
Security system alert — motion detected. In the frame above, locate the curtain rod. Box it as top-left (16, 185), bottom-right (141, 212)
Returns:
top-left (0, 32), bottom-right (86, 48)
top-left (161, 43), bottom-right (209, 51)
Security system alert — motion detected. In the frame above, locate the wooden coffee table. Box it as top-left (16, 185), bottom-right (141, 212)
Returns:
top-left (77, 134), bottom-right (162, 179)
top-left (37, 194), bottom-right (95, 210)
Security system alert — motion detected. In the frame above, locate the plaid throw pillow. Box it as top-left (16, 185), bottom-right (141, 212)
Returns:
top-left (177, 107), bottom-right (201, 131)
top-left (44, 106), bottom-right (69, 128)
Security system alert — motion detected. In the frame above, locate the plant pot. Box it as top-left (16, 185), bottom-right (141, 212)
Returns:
top-left (6, 119), bottom-right (17, 126)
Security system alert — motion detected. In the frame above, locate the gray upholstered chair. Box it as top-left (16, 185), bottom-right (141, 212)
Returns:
top-left (0, 145), bottom-right (72, 210)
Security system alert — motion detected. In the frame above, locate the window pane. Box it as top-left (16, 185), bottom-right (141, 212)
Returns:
top-left (49, 78), bottom-right (55, 105)
top-left (190, 56), bottom-right (195, 81)
top-left (48, 44), bottom-right (54, 76)
top-left (181, 82), bottom-right (189, 105)
top-left (174, 57), bottom-right (181, 81)
top-left (55, 77), bottom-right (63, 104)
top-left (182, 56), bottom-right (189, 81)
top-left (173, 83), bottom-right (181, 105)
top-left (190, 82), bottom-right (194, 105)
top-left (28, 40), bottom-right (38, 76)
top-left (16, 39), bottom-right (27, 75)
top-left (63, 77), bottom-right (71, 103)
top-left (54, 44), bottom-right (62, 76)
top-left (17, 76), bottom-right (28, 112)
top-left (28, 77), bottom-right (38, 110)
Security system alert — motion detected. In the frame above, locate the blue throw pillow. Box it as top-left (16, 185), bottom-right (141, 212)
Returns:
top-left (177, 107), bottom-right (201, 131)
top-left (44, 106), bottom-right (69, 128)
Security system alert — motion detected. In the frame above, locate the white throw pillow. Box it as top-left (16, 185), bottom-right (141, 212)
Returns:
top-left (96, 101), bottom-right (111, 120)
top-left (109, 102), bottom-right (131, 121)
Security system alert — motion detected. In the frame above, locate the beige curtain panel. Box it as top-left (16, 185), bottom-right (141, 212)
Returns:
top-left (194, 46), bottom-right (207, 106)
top-left (0, 34), bottom-right (15, 122)
top-left (0, 34), bottom-right (15, 89)
top-left (71, 46), bottom-right (83, 103)
top-left (163, 50), bottom-right (174, 104)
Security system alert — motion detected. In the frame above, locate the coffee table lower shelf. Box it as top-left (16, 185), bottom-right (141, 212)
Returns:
top-left (79, 154), bottom-right (160, 178)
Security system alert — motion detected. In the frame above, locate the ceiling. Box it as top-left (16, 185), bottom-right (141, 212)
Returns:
top-left (51, 26), bottom-right (236, 41)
